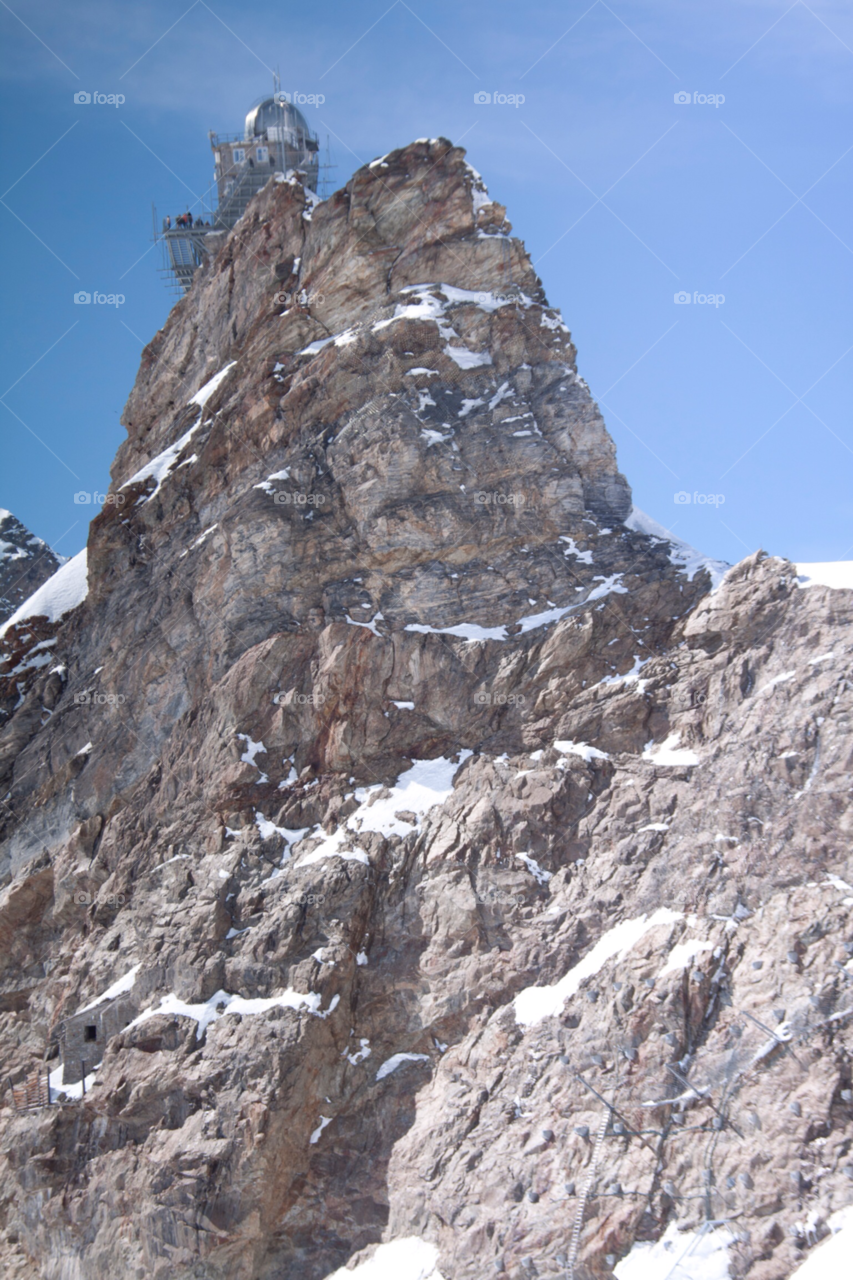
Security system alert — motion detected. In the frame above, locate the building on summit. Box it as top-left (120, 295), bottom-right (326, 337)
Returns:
top-left (156, 87), bottom-right (320, 294)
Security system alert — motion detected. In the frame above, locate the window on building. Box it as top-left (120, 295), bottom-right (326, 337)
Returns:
top-left (233, 148), bottom-right (245, 163)
top-left (84, 1025), bottom-right (97, 1042)
top-left (256, 146), bottom-right (268, 163)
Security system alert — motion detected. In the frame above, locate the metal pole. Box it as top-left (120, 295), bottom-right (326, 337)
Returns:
top-left (571, 1070), bottom-right (659, 1157)
top-left (665, 1065), bottom-right (744, 1139)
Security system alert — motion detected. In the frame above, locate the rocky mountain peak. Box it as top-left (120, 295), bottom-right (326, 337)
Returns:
top-left (0, 142), bottom-right (849, 1280)
top-left (0, 510), bottom-right (62, 626)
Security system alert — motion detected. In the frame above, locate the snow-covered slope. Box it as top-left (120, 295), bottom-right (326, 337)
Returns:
top-left (0, 547), bottom-right (88, 638)
top-left (625, 506), bottom-right (729, 589)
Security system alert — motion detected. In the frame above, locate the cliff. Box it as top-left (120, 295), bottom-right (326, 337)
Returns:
top-left (0, 139), bottom-right (849, 1280)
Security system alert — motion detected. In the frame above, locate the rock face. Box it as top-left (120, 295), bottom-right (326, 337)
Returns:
top-left (0, 511), bottom-right (62, 626)
top-left (0, 140), bottom-right (849, 1280)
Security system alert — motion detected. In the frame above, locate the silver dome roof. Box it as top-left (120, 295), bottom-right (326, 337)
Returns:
top-left (244, 97), bottom-right (313, 142)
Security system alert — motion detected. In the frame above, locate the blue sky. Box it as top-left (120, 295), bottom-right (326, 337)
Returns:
top-left (1, 0), bottom-right (851, 564)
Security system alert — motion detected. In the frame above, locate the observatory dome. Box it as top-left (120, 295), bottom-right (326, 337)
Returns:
top-left (244, 97), bottom-right (313, 144)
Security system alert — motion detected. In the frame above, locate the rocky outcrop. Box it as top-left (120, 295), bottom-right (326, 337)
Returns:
top-left (0, 511), bottom-right (62, 626)
top-left (0, 141), bottom-right (848, 1280)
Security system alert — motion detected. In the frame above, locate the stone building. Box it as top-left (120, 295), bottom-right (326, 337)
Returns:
top-left (58, 992), bottom-right (137, 1086)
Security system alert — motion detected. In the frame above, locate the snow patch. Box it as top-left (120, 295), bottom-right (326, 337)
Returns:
top-left (789, 1205), bottom-right (853, 1280)
top-left (614, 1220), bottom-right (733, 1280)
top-left (125, 988), bottom-right (339, 1040)
top-left (309, 1115), bottom-right (332, 1145)
top-left (346, 1037), bottom-right (371, 1064)
top-left (796, 562), bottom-right (853, 591)
top-left (599, 655), bottom-right (649, 687)
top-left (321, 1236), bottom-right (443, 1280)
top-left (559, 536), bottom-right (594, 565)
top-left (758, 670), bottom-right (796, 694)
top-left (189, 361), bottom-right (237, 409)
top-left (642, 732), bottom-right (700, 768)
top-left (514, 908), bottom-right (683, 1026)
top-left (517, 852), bottom-right (551, 884)
top-left (626, 506), bottom-right (728, 590)
top-left (554, 740), bottom-right (609, 762)
top-left (375, 1053), bottom-right (431, 1081)
top-left (49, 1062), bottom-right (99, 1102)
top-left (299, 756), bottom-right (470, 867)
top-left (444, 345), bottom-right (492, 369)
top-left (78, 963), bottom-right (141, 1014)
top-left (659, 939), bottom-right (713, 977)
top-left (0, 548), bottom-right (88, 637)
